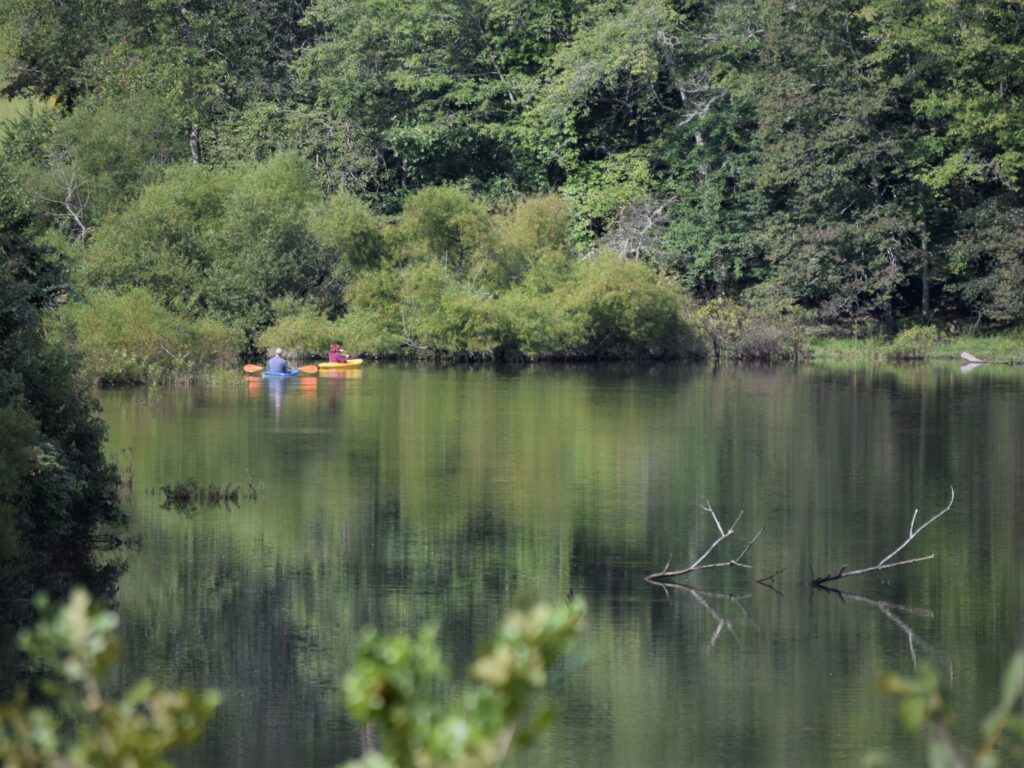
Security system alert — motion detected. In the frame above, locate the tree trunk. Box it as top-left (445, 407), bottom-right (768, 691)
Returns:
top-left (920, 229), bottom-right (930, 320)
top-left (885, 296), bottom-right (897, 335)
top-left (189, 124), bottom-right (201, 164)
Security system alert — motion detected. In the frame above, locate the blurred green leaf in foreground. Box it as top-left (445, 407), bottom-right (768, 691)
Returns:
top-left (0, 588), bottom-right (220, 768)
top-left (871, 650), bottom-right (1023, 768)
top-left (343, 598), bottom-right (586, 768)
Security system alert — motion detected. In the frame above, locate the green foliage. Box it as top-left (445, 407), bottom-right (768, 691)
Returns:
top-left (526, 0), bottom-right (682, 173)
top-left (256, 300), bottom-right (346, 358)
top-left (335, 268), bottom-right (406, 355)
top-left (0, 268), bottom-right (119, 569)
top-left (489, 194), bottom-right (575, 289)
top-left (7, 0), bottom-right (1024, 370)
top-left (0, 589), bottom-right (220, 767)
top-left (0, 404), bottom-right (38, 560)
top-left (59, 288), bottom-right (242, 385)
top-left (395, 186), bottom-right (492, 276)
top-left (79, 155), bottom-right (350, 342)
top-left (0, 94), bottom-right (53, 124)
top-left (79, 164), bottom-right (231, 314)
top-left (696, 294), bottom-right (812, 362)
top-left (696, 299), bottom-right (744, 363)
top-left (860, 0), bottom-right (1024, 192)
top-left (313, 190), bottom-right (387, 270)
top-left (490, 283), bottom-right (579, 359)
top-left (887, 326), bottom-right (941, 361)
top-left (46, 92), bottom-right (187, 223)
top-left (342, 599), bottom-right (585, 768)
top-left (876, 651), bottom-right (1024, 767)
top-left (561, 149), bottom-right (656, 241)
top-left (205, 153), bottom-right (330, 335)
top-left (339, 236), bottom-right (700, 361)
top-left (945, 202), bottom-right (1024, 325)
top-left (392, 261), bottom-right (503, 358)
top-left (562, 253), bottom-right (699, 359)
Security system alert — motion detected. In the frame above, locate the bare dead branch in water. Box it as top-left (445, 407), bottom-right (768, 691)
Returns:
top-left (812, 487), bottom-right (954, 586)
top-left (646, 502), bottom-right (763, 582)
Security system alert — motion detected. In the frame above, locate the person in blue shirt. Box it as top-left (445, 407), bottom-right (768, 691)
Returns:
top-left (267, 347), bottom-right (288, 373)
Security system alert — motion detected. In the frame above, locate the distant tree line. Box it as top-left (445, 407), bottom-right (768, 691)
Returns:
top-left (1, 0), bottom-right (1022, 378)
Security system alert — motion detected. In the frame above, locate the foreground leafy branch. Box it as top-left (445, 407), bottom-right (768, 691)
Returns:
top-left (875, 651), bottom-right (1024, 768)
top-left (0, 589), bottom-right (220, 768)
top-left (342, 599), bottom-right (586, 768)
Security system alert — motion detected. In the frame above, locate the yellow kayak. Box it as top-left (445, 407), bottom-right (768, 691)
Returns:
top-left (318, 359), bottom-right (364, 370)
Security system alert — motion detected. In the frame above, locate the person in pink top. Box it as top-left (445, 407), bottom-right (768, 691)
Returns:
top-left (328, 343), bottom-right (349, 363)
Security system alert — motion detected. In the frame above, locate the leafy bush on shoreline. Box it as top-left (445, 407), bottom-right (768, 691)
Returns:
top-left (886, 326), bottom-right (941, 360)
top-left (339, 250), bottom-right (702, 360)
top-left (57, 288), bottom-right (242, 384)
top-left (562, 253), bottom-right (698, 358)
top-left (697, 296), bottom-right (812, 362)
top-left (255, 299), bottom-right (346, 359)
top-left (53, 149), bottom-right (1024, 373)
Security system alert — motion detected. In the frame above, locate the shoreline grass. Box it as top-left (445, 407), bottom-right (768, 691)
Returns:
top-left (807, 329), bottom-right (1024, 364)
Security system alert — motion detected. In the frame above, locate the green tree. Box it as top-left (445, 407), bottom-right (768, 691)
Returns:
top-left (0, 269), bottom-right (120, 570)
top-left (78, 164), bottom-right (231, 315)
top-left (394, 186), bottom-right (493, 279)
top-left (309, 189), bottom-right (388, 315)
top-left (205, 153), bottom-right (331, 336)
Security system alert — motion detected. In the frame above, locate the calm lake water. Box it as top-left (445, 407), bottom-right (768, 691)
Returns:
top-left (97, 363), bottom-right (1024, 767)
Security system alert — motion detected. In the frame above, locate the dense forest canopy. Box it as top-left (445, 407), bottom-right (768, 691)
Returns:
top-left (1, 0), bottom-right (1023, 377)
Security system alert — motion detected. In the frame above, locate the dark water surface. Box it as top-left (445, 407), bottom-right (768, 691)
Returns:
top-left (98, 363), bottom-right (1024, 767)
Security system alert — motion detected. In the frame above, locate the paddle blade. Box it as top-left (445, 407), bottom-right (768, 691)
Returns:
top-left (298, 365), bottom-right (320, 374)
top-left (243, 364), bottom-right (264, 373)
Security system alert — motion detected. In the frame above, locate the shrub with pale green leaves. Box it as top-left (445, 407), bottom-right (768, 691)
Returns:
top-left (697, 295), bottom-right (810, 362)
top-left (343, 599), bottom-right (585, 768)
top-left (0, 589), bottom-right (220, 768)
top-left (394, 186), bottom-right (492, 277)
top-left (58, 288), bottom-right (243, 384)
top-left (486, 194), bottom-right (575, 290)
top-left (871, 651), bottom-right (1023, 767)
top-left (563, 253), bottom-right (700, 359)
top-left (306, 188), bottom-right (388, 317)
top-left (256, 300), bottom-right (347, 359)
top-left (887, 326), bottom-right (941, 360)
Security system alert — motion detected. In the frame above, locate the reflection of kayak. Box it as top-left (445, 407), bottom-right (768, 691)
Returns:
top-left (318, 359), bottom-right (364, 370)
top-left (261, 369), bottom-right (300, 378)
top-left (320, 368), bottom-right (363, 380)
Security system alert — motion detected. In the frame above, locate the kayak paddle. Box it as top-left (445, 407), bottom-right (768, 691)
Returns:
top-left (242, 364), bottom-right (319, 374)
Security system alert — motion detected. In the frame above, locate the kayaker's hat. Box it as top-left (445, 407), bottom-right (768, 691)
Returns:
top-left (330, 343), bottom-right (341, 351)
